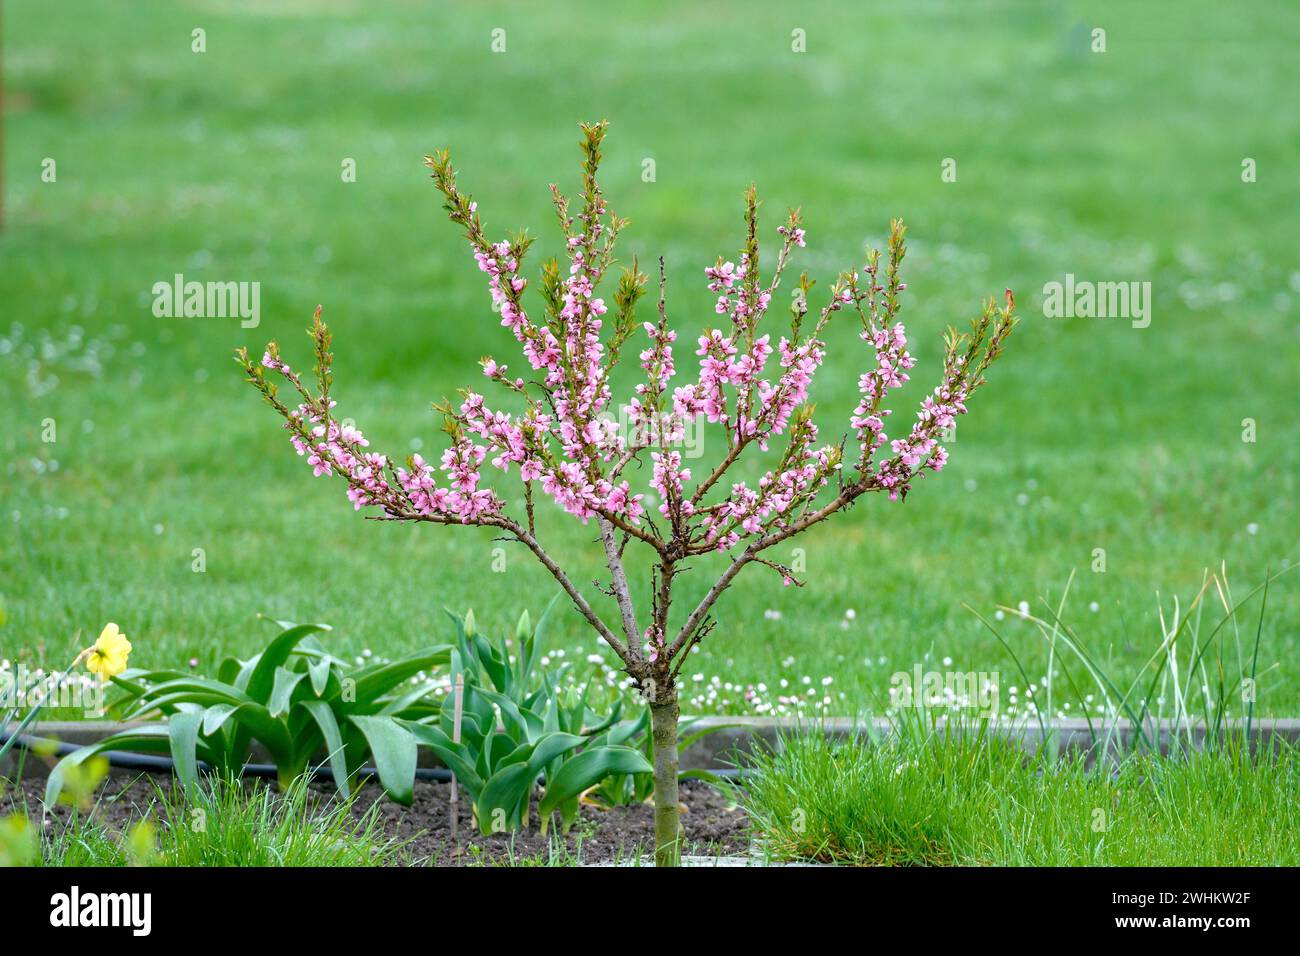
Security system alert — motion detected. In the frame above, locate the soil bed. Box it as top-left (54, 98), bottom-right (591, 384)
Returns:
top-left (5, 771), bottom-right (750, 866)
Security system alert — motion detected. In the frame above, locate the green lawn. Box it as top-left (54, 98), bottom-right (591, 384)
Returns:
top-left (3, 0), bottom-right (1296, 718)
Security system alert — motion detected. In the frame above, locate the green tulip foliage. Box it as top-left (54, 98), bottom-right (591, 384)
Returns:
top-left (46, 619), bottom-right (449, 808)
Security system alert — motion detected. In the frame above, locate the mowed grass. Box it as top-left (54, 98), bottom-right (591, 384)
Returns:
top-left (2, 0), bottom-right (1297, 716)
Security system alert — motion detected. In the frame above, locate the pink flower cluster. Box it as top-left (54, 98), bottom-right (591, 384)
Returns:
top-left (477, 239), bottom-right (536, 346)
top-left (777, 223), bottom-right (807, 247)
top-left (555, 246), bottom-right (611, 421)
top-left (394, 443), bottom-right (498, 521)
top-left (875, 368), bottom-right (969, 499)
top-left (624, 320), bottom-right (687, 452)
top-left (699, 419), bottom-right (834, 550)
top-left (625, 231), bottom-right (857, 551)
top-left (706, 255), bottom-right (772, 329)
top-left (675, 322), bottom-right (824, 454)
top-left (474, 234), bottom-right (656, 526)
top-left (281, 394), bottom-right (395, 510)
top-left (650, 450), bottom-right (692, 519)
top-left (643, 624), bottom-right (666, 662)
top-left (850, 320), bottom-right (914, 472)
top-left (453, 194), bottom-right (662, 527)
top-left (759, 335), bottom-right (824, 446)
top-left (259, 351), bottom-right (509, 523)
top-left (637, 322), bottom-right (676, 403)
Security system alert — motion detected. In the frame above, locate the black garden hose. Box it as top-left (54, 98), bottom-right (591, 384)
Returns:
top-left (0, 728), bottom-right (456, 783)
top-left (0, 728), bottom-right (747, 784)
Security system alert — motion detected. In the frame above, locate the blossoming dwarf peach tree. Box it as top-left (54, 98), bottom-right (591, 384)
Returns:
top-left (237, 121), bottom-right (1016, 865)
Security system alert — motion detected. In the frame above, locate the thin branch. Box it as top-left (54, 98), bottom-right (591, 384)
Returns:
top-left (596, 507), bottom-right (665, 554)
top-left (670, 619), bottom-right (713, 682)
top-left (599, 517), bottom-right (643, 662)
top-left (667, 548), bottom-right (754, 661)
top-left (667, 487), bottom-right (861, 659)
top-left (490, 515), bottom-right (631, 662)
top-left (688, 438), bottom-right (749, 506)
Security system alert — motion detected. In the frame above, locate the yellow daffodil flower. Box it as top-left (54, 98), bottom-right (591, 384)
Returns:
top-left (84, 623), bottom-right (132, 678)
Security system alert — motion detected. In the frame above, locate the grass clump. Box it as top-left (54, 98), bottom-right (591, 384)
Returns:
top-left (740, 722), bottom-right (1300, 867)
top-left (7, 774), bottom-right (410, 867)
top-left (151, 774), bottom-right (410, 867)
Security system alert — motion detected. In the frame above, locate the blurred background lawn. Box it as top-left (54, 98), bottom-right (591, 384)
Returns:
top-left (2, 0), bottom-right (1296, 716)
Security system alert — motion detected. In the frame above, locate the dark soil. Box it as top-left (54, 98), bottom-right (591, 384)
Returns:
top-left (5, 770), bottom-right (750, 866)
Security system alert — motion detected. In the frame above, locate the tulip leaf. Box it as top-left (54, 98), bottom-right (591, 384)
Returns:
top-left (302, 699), bottom-right (351, 800)
top-left (476, 762), bottom-right (535, 834)
top-left (538, 746), bottom-right (652, 823)
top-left (307, 655), bottom-right (332, 697)
top-left (269, 666), bottom-right (306, 718)
top-left (44, 728), bottom-right (173, 809)
top-left (245, 623), bottom-right (331, 702)
top-left (347, 715), bottom-right (416, 805)
top-left (403, 721), bottom-right (483, 797)
top-left (168, 710), bottom-right (204, 796)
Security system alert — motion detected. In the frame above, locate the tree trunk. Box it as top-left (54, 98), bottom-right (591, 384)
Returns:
top-left (649, 691), bottom-right (681, 866)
